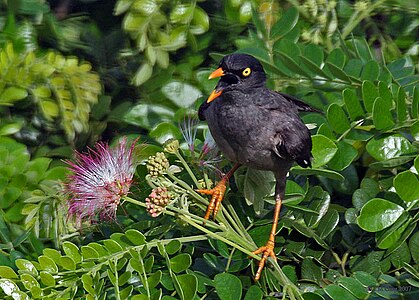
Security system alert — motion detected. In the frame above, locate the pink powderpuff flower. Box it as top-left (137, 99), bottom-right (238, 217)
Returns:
top-left (65, 137), bottom-right (138, 223)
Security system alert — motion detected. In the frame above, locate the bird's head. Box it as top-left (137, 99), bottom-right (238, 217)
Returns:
top-left (207, 54), bottom-right (267, 103)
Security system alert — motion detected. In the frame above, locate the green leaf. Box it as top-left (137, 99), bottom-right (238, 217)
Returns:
top-left (15, 259), bottom-right (38, 276)
top-left (317, 209), bottom-right (339, 239)
top-left (326, 48), bottom-right (346, 68)
top-left (177, 274), bottom-right (197, 300)
top-left (0, 123), bottom-right (23, 136)
top-left (303, 44), bottom-right (324, 66)
top-left (191, 7), bottom-right (209, 35)
top-left (148, 271), bottom-right (162, 288)
top-left (409, 231), bottom-right (419, 263)
top-left (166, 240), bottom-right (181, 255)
top-left (327, 103), bottom-right (351, 134)
top-left (353, 271), bottom-right (378, 288)
top-left (372, 97), bottom-right (395, 130)
top-left (81, 246), bottom-right (99, 259)
top-left (311, 134), bottom-right (338, 168)
top-left (324, 285), bottom-right (357, 300)
top-left (43, 248), bottom-right (61, 263)
top-left (40, 100), bottom-right (59, 118)
top-left (412, 121), bottom-right (419, 141)
top-left (0, 87), bottom-right (28, 105)
top-left (376, 212), bottom-right (411, 249)
top-left (270, 6), bottom-right (299, 39)
top-left (393, 171), bottom-right (419, 202)
top-left (133, 63), bottom-right (153, 86)
top-left (302, 292), bottom-right (325, 300)
top-left (344, 59), bottom-right (363, 78)
top-left (62, 241), bottom-right (82, 263)
top-left (366, 134), bottom-right (413, 161)
top-left (291, 167), bottom-right (344, 181)
top-left (170, 253), bottom-right (192, 273)
top-left (301, 257), bottom-right (322, 282)
top-left (149, 122), bottom-right (182, 144)
top-left (244, 285), bottom-right (263, 300)
top-left (357, 198), bottom-right (404, 232)
top-left (60, 256), bottom-right (76, 270)
top-left (299, 55), bottom-right (331, 79)
top-left (114, 0), bottom-right (133, 15)
top-left (251, 8), bottom-right (266, 37)
top-left (0, 279), bottom-right (19, 296)
top-left (361, 60), bottom-right (380, 81)
top-left (0, 266), bottom-right (18, 279)
top-left (125, 229), bottom-right (146, 245)
top-left (286, 218), bottom-right (328, 248)
top-left (276, 52), bottom-right (310, 77)
top-left (81, 273), bottom-right (95, 296)
top-left (236, 168), bottom-right (274, 215)
top-left (120, 285), bottom-right (133, 299)
top-left (40, 271), bottom-right (55, 286)
top-left (20, 273), bottom-right (39, 291)
top-left (124, 103), bottom-right (175, 130)
top-left (214, 273), bottom-right (242, 300)
top-left (378, 82), bottom-right (393, 106)
top-left (362, 81), bottom-right (378, 113)
top-left (326, 62), bottom-right (354, 83)
top-left (337, 277), bottom-right (369, 299)
top-left (170, 4), bottom-right (194, 24)
top-left (412, 86), bottom-right (418, 118)
top-left (103, 239), bottom-right (123, 254)
top-left (38, 256), bottom-right (58, 273)
top-left (343, 89), bottom-right (364, 120)
top-left (385, 222), bottom-right (416, 257)
top-left (162, 81), bottom-right (202, 108)
top-left (397, 86), bottom-right (408, 122)
top-left (327, 141), bottom-right (358, 171)
top-left (390, 241), bottom-right (411, 268)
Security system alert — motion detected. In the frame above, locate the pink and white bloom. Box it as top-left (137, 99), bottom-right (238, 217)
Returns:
top-left (65, 137), bottom-right (138, 223)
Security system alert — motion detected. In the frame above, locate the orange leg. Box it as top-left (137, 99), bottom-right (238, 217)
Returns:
top-left (197, 163), bottom-right (241, 220)
top-left (252, 194), bottom-right (282, 281)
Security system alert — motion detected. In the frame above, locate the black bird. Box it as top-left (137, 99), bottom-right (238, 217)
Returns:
top-left (197, 53), bottom-right (317, 280)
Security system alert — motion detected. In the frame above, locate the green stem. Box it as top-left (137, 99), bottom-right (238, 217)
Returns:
top-left (269, 258), bottom-right (304, 300)
top-left (341, 0), bottom-right (386, 40)
top-left (224, 200), bottom-right (256, 245)
top-left (174, 151), bottom-right (200, 187)
top-left (166, 172), bottom-right (208, 206)
top-left (179, 215), bottom-right (260, 260)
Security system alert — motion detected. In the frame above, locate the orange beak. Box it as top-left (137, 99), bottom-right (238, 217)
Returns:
top-left (207, 68), bottom-right (225, 103)
top-left (208, 67), bottom-right (225, 79)
top-left (207, 89), bottom-right (223, 103)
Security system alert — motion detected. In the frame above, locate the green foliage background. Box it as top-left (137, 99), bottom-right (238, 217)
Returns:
top-left (0, 0), bottom-right (418, 299)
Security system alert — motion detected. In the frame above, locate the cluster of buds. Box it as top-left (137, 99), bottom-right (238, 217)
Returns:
top-left (163, 139), bottom-right (180, 154)
top-left (147, 152), bottom-right (169, 177)
top-left (145, 187), bottom-right (171, 217)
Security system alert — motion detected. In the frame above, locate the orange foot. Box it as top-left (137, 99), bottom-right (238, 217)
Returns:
top-left (196, 179), bottom-right (227, 220)
top-left (252, 239), bottom-right (276, 281)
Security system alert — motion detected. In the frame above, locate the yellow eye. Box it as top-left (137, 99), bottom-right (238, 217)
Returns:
top-left (242, 67), bottom-right (251, 77)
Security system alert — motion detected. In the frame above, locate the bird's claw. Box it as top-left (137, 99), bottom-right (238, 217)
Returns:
top-left (196, 180), bottom-right (227, 220)
top-left (252, 239), bottom-right (276, 281)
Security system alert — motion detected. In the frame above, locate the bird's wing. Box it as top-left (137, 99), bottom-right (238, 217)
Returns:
top-left (272, 115), bottom-right (313, 168)
top-left (275, 92), bottom-right (322, 113)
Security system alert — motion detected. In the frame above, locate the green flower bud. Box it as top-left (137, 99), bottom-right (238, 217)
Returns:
top-left (163, 139), bottom-right (180, 154)
top-left (147, 152), bottom-right (169, 177)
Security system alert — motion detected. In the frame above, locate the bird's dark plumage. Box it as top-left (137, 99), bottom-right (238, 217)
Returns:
top-left (197, 53), bottom-right (318, 280)
top-left (199, 53), bottom-right (313, 170)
